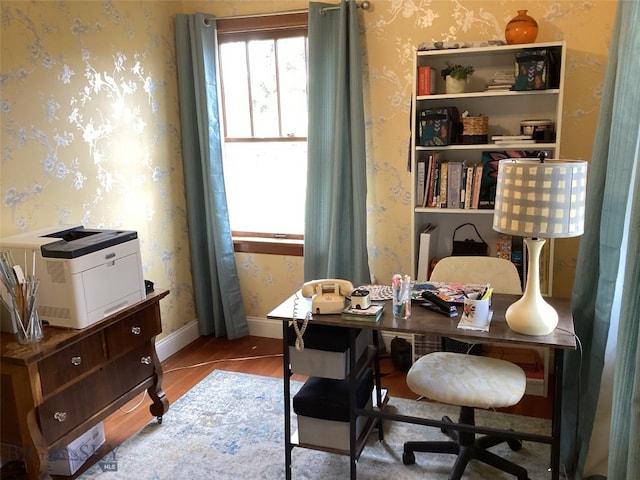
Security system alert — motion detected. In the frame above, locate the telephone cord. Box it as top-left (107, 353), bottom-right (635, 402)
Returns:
top-left (292, 292), bottom-right (311, 351)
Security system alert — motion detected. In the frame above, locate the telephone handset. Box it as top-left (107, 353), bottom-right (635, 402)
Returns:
top-left (292, 279), bottom-right (355, 352)
top-left (301, 278), bottom-right (354, 315)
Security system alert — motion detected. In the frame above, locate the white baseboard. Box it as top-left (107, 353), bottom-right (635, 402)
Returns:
top-left (247, 316), bottom-right (283, 339)
top-left (155, 320), bottom-right (200, 361)
top-left (155, 316), bottom-right (283, 361)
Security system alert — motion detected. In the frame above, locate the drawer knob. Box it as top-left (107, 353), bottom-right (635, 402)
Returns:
top-left (140, 356), bottom-right (152, 365)
top-left (131, 326), bottom-right (141, 335)
top-left (54, 412), bottom-right (67, 422)
top-left (71, 356), bottom-right (82, 366)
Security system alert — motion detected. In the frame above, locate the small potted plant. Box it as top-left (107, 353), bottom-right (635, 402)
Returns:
top-left (441, 62), bottom-right (475, 94)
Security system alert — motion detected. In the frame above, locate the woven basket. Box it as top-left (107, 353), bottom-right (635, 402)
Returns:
top-left (461, 116), bottom-right (489, 135)
top-left (460, 115), bottom-right (489, 144)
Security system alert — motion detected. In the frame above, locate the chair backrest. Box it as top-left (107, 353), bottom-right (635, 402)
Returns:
top-left (429, 256), bottom-right (523, 295)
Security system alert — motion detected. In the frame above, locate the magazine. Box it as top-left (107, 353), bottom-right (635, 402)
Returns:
top-left (410, 281), bottom-right (488, 305)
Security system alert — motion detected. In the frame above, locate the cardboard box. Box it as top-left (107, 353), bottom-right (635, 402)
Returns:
top-left (288, 325), bottom-right (371, 379)
top-left (47, 422), bottom-right (105, 476)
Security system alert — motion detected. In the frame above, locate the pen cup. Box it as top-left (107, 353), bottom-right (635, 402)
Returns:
top-left (460, 297), bottom-right (491, 329)
top-left (392, 274), bottom-right (411, 320)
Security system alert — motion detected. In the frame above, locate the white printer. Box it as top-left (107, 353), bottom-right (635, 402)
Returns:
top-left (0, 225), bottom-right (146, 329)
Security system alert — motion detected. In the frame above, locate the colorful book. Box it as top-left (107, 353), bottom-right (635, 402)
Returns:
top-left (416, 158), bottom-right (426, 206)
top-left (439, 162), bottom-right (448, 208)
top-left (417, 66), bottom-right (436, 95)
top-left (446, 162), bottom-right (463, 209)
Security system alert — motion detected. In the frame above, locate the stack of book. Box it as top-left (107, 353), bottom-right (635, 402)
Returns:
top-left (491, 134), bottom-right (535, 145)
top-left (485, 71), bottom-right (515, 91)
top-left (341, 304), bottom-right (384, 322)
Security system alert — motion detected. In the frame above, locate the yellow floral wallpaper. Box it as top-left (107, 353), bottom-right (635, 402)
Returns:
top-left (0, 0), bottom-right (615, 340)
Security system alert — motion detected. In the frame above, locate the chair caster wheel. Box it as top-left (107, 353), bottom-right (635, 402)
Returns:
top-left (507, 438), bottom-right (522, 451)
top-left (157, 416), bottom-right (163, 424)
top-left (402, 451), bottom-right (415, 465)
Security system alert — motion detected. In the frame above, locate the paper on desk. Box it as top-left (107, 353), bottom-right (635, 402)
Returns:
top-left (457, 310), bottom-right (493, 332)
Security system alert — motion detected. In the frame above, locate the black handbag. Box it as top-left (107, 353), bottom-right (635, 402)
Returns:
top-left (451, 223), bottom-right (488, 256)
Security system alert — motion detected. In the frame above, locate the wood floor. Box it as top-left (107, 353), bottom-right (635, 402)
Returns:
top-left (48, 334), bottom-right (552, 479)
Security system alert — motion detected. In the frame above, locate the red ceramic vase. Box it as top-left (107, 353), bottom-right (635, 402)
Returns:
top-left (505, 10), bottom-right (538, 45)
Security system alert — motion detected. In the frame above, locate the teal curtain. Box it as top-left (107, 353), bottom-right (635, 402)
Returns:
top-left (561, 0), bottom-right (640, 478)
top-left (304, 1), bottom-right (371, 285)
top-left (174, 13), bottom-right (248, 339)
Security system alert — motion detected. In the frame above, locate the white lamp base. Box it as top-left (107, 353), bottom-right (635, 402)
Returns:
top-left (505, 238), bottom-right (558, 336)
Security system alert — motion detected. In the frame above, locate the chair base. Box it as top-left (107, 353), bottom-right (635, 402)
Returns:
top-left (402, 406), bottom-right (529, 480)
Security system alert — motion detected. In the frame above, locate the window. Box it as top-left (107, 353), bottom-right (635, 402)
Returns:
top-left (217, 13), bottom-right (308, 256)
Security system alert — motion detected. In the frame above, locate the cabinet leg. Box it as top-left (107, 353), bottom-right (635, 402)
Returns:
top-left (147, 345), bottom-right (169, 420)
top-left (25, 409), bottom-right (51, 480)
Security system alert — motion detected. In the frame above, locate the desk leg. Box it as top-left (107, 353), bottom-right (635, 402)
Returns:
top-left (551, 349), bottom-right (564, 480)
top-left (372, 330), bottom-right (384, 441)
top-left (348, 328), bottom-right (357, 480)
top-left (283, 321), bottom-right (292, 480)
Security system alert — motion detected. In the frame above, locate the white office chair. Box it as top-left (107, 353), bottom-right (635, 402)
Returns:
top-left (404, 257), bottom-right (529, 479)
top-left (414, 256), bottom-right (523, 357)
top-left (430, 256), bottom-right (523, 295)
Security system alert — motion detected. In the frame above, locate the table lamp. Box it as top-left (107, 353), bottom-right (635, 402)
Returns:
top-left (492, 157), bottom-right (587, 335)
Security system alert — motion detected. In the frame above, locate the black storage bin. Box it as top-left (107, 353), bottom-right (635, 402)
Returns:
top-left (287, 323), bottom-right (361, 352)
top-left (293, 368), bottom-right (375, 449)
top-left (293, 368), bottom-right (374, 422)
top-left (287, 324), bottom-right (370, 379)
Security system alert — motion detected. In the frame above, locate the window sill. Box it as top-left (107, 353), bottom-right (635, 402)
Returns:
top-left (233, 236), bottom-right (303, 256)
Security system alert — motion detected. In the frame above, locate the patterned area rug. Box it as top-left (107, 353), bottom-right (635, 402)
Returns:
top-left (79, 370), bottom-right (552, 479)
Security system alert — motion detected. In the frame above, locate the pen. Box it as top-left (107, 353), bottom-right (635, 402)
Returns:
top-left (479, 283), bottom-right (490, 299)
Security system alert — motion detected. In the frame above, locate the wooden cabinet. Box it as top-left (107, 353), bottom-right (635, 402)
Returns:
top-left (1, 289), bottom-right (169, 479)
top-left (410, 41), bottom-right (566, 296)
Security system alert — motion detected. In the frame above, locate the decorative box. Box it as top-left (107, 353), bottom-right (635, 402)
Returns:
top-left (418, 107), bottom-right (460, 146)
top-left (514, 48), bottom-right (560, 91)
top-left (293, 368), bottom-right (373, 450)
top-left (287, 324), bottom-right (371, 379)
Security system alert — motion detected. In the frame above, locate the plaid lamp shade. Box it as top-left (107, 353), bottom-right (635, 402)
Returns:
top-left (493, 159), bottom-right (588, 238)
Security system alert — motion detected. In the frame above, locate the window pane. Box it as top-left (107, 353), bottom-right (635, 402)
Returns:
top-left (219, 42), bottom-right (251, 137)
top-left (223, 142), bottom-right (306, 235)
top-left (247, 40), bottom-right (279, 137)
top-left (277, 37), bottom-right (307, 137)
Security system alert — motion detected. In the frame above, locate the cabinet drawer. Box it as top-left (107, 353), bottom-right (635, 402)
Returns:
top-left (38, 344), bottom-right (156, 444)
top-left (39, 333), bottom-right (107, 396)
top-left (105, 309), bottom-right (161, 358)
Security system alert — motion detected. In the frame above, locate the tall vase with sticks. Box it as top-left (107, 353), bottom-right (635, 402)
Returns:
top-left (1, 251), bottom-right (43, 344)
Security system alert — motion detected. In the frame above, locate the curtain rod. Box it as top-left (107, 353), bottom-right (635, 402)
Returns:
top-left (203, 1), bottom-right (371, 24)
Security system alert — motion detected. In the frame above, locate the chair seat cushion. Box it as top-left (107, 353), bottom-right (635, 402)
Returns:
top-left (407, 352), bottom-right (526, 409)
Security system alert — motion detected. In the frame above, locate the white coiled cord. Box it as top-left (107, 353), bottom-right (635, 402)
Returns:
top-left (292, 292), bottom-right (312, 351)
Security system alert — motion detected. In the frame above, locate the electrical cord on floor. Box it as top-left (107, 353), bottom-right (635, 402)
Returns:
top-left (162, 352), bottom-right (284, 374)
top-left (118, 352), bottom-right (284, 414)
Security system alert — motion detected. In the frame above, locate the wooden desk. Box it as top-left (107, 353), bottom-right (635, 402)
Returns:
top-left (1, 289), bottom-right (170, 479)
top-left (268, 292), bottom-right (576, 480)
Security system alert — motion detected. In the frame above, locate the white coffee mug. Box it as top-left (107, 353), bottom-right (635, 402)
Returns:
top-left (461, 297), bottom-right (491, 328)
